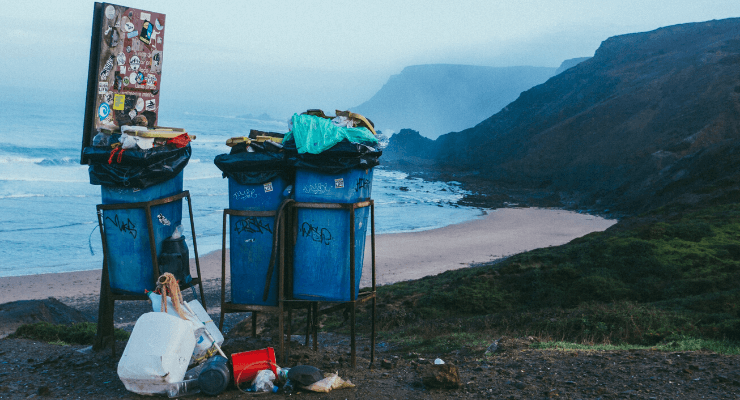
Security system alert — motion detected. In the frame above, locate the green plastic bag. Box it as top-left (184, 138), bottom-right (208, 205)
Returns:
top-left (285, 114), bottom-right (378, 154)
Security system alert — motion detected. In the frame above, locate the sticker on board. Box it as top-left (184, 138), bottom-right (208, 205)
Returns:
top-left (105, 5), bottom-right (116, 20)
top-left (139, 20), bottom-right (153, 45)
top-left (98, 81), bottom-right (108, 94)
top-left (145, 99), bottom-right (156, 111)
top-left (136, 97), bottom-right (145, 112)
top-left (100, 55), bottom-right (114, 80)
top-left (98, 103), bottom-right (110, 120)
top-left (129, 55), bottom-right (140, 71)
top-left (113, 94), bottom-right (125, 111)
top-left (151, 50), bottom-right (162, 73)
top-left (116, 52), bottom-right (126, 65)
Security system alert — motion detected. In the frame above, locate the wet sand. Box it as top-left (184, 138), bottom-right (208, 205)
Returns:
top-left (0, 208), bottom-right (615, 303)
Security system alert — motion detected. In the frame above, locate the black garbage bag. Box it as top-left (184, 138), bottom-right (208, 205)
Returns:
top-left (283, 138), bottom-right (381, 174)
top-left (213, 148), bottom-right (289, 185)
top-left (84, 144), bottom-right (191, 189)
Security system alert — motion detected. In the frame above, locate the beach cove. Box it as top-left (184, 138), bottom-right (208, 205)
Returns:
top-left (0, 207), bottom-right (615, 305)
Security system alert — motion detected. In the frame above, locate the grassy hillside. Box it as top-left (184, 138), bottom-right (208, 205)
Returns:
top-left (345, 203), bottom-right (740, 353)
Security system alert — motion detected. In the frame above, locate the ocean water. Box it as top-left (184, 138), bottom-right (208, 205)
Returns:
top-left (0, 89), bottom-right (484, 278)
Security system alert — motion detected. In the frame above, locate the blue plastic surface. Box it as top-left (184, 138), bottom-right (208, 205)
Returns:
top-left (292, 168), bottom-right (373, 301)
top-left (294, 168), bottom-right (372, 203)
top-left (228, 176), bottom-right (289, 306)
top-left (101, 171), bottom-right (183, 295)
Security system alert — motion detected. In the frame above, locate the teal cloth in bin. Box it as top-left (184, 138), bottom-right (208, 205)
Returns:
top-left (292, 168), bottom-right (372, 301)
top-left (101, 171), bottom-right (183, 295)
top-left (285, 114), bottom-right (378, 154)
top-left (228, 176), bottom-right (289, 306)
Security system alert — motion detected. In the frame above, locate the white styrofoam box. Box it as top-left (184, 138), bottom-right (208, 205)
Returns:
top-left (117, 312), bottom-right (196, 395)
top-left (147, 292), bottom-right (224, 361)
top-left (186, 298), bottom-right (224, 357)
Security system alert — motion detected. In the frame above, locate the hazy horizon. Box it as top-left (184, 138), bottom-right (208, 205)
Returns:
top-left (3, 1), bottom-right (740, 122)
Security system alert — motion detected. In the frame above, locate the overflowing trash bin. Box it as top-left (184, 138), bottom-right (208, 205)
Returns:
top-left (84, 131), bottom-right (193, 294)
top-left (214, 133), bottom-right (291, 306)
top-left (285, 111), bottom-right (381, 302)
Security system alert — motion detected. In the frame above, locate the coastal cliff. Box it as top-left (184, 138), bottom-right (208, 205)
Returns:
top-left (386, 18), bottom-right (740, 214)
top-left (353, 64), bottom-right (558, 139)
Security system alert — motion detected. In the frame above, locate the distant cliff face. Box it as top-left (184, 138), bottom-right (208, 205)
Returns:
top-left (422, 18), bottom-right (740, 213)
top-left (353, 64), bottom-right (558, 139)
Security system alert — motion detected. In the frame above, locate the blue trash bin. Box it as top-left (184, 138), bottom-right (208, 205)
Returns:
top-left (228, 175), bottom-right (290, 306)
top-left (100, 171), bottom-right (184, 295)
top-left (292, 168), bottom-right (373, 301)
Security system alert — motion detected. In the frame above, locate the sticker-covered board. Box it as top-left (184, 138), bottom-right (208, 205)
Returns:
top-left (81, 2), bottom-right (165, 163)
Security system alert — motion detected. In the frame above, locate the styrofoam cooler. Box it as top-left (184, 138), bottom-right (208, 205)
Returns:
top-left (117, 312), bottom-right (195, 395)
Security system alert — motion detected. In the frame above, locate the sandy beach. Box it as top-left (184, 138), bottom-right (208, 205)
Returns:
top-left (0, 208), bottom-right (615, 304)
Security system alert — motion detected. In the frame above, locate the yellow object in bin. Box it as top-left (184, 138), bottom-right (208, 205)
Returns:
top-left (122, 127), bottom-right (196, 140)
top-left (254, 135), bottom-right (283, 144)
top-left (226, 137), bottom-right (251, 147)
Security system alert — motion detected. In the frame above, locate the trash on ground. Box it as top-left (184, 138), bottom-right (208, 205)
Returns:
top-left (287, 364), bottom-right (324, 386)
top-left (231, 347), bottom-right (278, 386)
top-left (117, 312), bottom-right (196, 395)
top-left (243, 369), bottom-right (276, 393)
top-left (146, 273), bottom-right (225, 364)
top-left (197, 355), bottom-right (230, 396)
top-left (304, 372), bottom-right (355, 393)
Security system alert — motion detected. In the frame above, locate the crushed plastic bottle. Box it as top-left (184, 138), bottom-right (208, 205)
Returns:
top-left (167, 379), bottom-right (200, 398)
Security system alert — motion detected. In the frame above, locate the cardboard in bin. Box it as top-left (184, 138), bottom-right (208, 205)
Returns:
top-left (231, 347), bottom-right (278, 385)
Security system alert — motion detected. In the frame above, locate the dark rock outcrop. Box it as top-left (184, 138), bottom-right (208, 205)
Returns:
top-left (419, 18), bottom-right (740, 213)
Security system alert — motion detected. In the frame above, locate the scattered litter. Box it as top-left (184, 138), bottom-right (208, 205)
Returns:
top-left (117, 312), bottom-right (195, 395)
top-left (287, 365), bottom-right (323, 386)
top-left (304, 372), bottom-right (355, 393)
top-left (435, 358), bottom-right (445, 365)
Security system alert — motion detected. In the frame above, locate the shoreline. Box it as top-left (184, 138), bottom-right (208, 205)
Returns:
top-left (0, 207), bottom-right (615, 304)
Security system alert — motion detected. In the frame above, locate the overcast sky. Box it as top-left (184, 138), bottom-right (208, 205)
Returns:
top-left (3, 0), bottom-right (740, 117)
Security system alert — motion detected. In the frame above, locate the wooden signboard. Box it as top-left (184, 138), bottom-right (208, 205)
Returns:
top-left (81, 3), bottom-right (166, 164)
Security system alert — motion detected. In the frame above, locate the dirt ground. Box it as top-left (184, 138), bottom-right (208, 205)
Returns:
top-left (0, 279), bottom-right (739, 399)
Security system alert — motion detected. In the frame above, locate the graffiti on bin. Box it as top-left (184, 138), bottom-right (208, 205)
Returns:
top-left (302, 183), bottom-right (329, 195)
top-left (235, 217), bottom-right (273, 235)
top-left (300, 222), bottom-right (332, 245)
top-left (105, 214), bottom-right (138, 238)
top-left (233, 189), bottom-right (257, 200)
top-left (355, 178), bottom-right (371, 193)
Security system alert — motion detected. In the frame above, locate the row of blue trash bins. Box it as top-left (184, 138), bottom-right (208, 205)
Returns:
top-left (89, 125), bottom-right (380, 307)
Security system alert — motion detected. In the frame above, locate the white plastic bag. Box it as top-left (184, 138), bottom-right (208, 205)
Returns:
top-left (252, 369), bottom-right (276, 392)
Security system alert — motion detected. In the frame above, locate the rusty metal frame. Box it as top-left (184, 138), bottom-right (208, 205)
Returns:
top-left (93, 190), bottom-right (206, 355)
top-left (282, 199), bottom-right (376, 368)
top-left (219, 207), bottom-right (318, 364)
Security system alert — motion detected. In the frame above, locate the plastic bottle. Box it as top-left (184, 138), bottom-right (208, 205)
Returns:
top-left (277, 367), bottom-right (290, 382)
top-left (167, 379), bottom-right (200, 398)
top-left (281, 379), bottom-right (294, 394)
